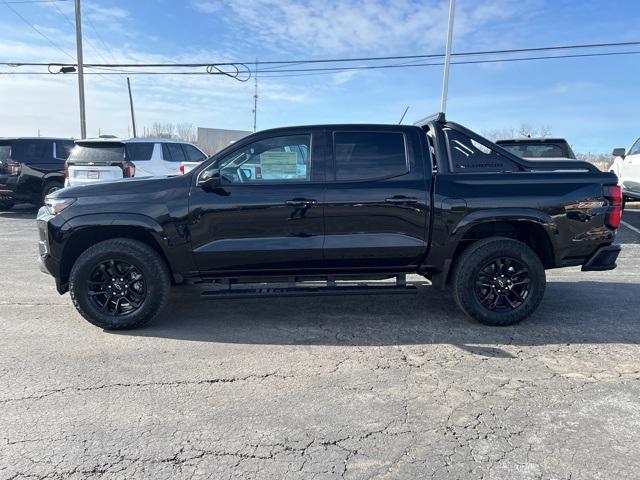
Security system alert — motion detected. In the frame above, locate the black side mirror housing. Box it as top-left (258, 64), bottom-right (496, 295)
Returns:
top-left (612, 148), bottom-right (626, 158)
top-left (197, 168), bottom-right (221, 191)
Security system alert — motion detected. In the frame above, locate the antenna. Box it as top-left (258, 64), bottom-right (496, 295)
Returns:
top-left (398, 106), bottom-right (410, 124)
top-left (252, 58), bottom-right (258, 132)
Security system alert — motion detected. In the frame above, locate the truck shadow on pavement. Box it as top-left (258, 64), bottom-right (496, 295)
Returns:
top-left (0, 205), bottom-right (39, 220)
top-left (113, 280), bottom-right (640, 357)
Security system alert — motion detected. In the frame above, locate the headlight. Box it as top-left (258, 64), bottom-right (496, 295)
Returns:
top-left (44, 197), bottom-right (76, 215)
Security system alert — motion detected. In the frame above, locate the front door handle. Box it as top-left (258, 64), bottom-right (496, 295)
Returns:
top-left (285, 198), bottom-right (317, 207)
top-left (385, 196), bottom-right (418, 204)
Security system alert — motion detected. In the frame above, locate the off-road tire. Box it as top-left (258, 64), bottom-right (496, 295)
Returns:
top-left (452, 237), bottom-right (546, 326)
top-left (69, 238), bottom-right (171, 330)
top-left (41, 180), bottom-right (64, 204)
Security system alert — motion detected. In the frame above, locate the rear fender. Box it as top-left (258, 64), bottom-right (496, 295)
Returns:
top-left (428, 209), bottom-right (557, 289)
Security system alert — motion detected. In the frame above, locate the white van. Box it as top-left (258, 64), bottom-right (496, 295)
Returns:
top-left (65, 137), bottom-right (207, 186)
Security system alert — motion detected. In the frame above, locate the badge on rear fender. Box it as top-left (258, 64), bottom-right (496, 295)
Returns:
top-left (577, 201), bottom-right (604, 209)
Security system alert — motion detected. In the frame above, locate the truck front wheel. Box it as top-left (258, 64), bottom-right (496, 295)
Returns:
top-left (69, 238), bottom-right (171, 330)
top-left (452, 237), bottom-right (546, 326)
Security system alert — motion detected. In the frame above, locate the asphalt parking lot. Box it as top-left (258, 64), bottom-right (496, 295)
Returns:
top-left (1, 206), bottom-right (639, 480)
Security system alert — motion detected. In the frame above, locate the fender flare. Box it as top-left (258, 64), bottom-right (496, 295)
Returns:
top-left (431, 209), bottom-right (557, 290)
top-left (451, 208), bottom-right (558, 238)
top-left (57, 213), bottom-right (184, 281)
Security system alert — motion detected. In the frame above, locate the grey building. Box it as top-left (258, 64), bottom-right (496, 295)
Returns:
top-left (197, 127), bottom-right (251, 155)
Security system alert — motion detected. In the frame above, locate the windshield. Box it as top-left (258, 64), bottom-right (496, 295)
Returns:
top-left (69, 144), bottom-right (125, 163)
top-left (498, 143), bottom-right (566, 159)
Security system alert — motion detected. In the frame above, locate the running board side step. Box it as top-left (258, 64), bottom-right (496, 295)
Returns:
top-left (200, 275), bottom-right (417, 299)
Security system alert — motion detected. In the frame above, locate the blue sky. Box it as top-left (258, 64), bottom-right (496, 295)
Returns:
top-left (0, 0), bottom-right (638, 153)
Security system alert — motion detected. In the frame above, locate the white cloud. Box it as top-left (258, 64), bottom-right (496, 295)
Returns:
top-left (194, 0), bottom-right (532, 54)
top-left (191, 1), bottom-right (223, 14)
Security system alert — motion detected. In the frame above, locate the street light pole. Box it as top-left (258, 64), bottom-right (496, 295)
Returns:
top-left (74, 0), bottom-right (87, 138)
top-left (440, 0), bottom-right (456, 114)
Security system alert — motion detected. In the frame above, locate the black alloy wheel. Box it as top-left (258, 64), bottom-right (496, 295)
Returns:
top-left (474, 257), bottom-right (530, 312)
top-left (452, 237), bottom-right (546, 326)
top-left (86, 259), bottom-right (147, 316)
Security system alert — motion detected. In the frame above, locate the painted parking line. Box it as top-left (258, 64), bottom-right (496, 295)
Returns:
top-left (621, 220), bottom-right (640, 235)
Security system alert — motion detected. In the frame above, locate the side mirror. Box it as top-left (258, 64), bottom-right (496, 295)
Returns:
top-left (612, 148), bottom-right (626, 158)
top-left (197, 168), bottom-right (221, 191)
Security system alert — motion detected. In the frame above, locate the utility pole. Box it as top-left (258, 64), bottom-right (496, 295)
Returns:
top-left (127, 77), bottom-right (137, 137)
top-left (252, 59), bottom-right (258, 132)
top-left (439, 0), bottom-right (456, 114)
top-left (74, 0), bottom-right (87, 138)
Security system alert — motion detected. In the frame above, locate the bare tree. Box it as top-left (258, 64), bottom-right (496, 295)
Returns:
top-left (518, 123), bottom-right (536, 138)
top-left (175, 123), bottom-right (197, 143)
top-left (482, 124), bottom-right (554, 141)
top-left (144, 122), bottom-right (175, 138)
top-left (481, 127), bottom-right (516, 142)
top-left (538, 125), bottom-right (553, 138)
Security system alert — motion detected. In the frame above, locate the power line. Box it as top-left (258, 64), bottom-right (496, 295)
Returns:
top-left (1, 0), bottom-right (75, 60)
top-left (3, 40), bottom-right (639, 69)
top-left (4, 0), bottom-right (69, 3)
top-left (3, 49), bottom-right (640, 76)
top-left (45, 0), bottom-right (126, 86)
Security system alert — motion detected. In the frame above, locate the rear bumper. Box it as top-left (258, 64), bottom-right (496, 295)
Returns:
top-left (581, 244), bottom-right (621, 271)
top-left (0, 174), bottom-right (17, 202)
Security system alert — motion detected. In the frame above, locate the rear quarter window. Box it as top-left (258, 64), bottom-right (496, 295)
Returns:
top-left (0, 143), bottom-right (11, 162)
top-left (54, 141), bottom-right (74, 160)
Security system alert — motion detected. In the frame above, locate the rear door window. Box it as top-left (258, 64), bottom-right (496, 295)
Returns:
top-left (126, 143), bottom-right (154, 162)
top-left (333, 131), bottom-right (407, 181)
top-left (163, 143), bottom-right (187, 162)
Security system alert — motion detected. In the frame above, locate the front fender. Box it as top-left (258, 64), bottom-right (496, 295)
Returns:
top-left (54, 213), bottom-right (194, 284)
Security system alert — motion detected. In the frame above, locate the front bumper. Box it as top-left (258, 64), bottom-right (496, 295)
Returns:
top-left (581, 244), bottom-right (621, 271)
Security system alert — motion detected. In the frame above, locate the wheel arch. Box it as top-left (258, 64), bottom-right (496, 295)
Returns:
top-left (58, 214), bottom-right (180, 289)
top-left (434, 212), bottom-right (557, 288)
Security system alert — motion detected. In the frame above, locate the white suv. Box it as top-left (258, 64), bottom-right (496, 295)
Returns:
top-left (65, 137), bottom-right (207, 186)
top-left (611, 137), bottom-right (640, 202)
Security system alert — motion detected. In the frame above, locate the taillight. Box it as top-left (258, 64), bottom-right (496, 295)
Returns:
top-left (604, 184), bottom-right (622, 229)
top-left (6, 158), bottom-right (21, 176)
top-left (179, 164), bottom-right (185, 174)
top-left (122, 161), bottom-right (135, 178)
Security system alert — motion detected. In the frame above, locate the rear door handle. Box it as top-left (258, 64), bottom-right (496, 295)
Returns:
top-left (285, 198), bottom-right (317, 207)
top-left (385, 196), bottom-right (418, 204)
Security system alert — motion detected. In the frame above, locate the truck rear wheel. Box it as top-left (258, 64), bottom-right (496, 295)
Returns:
top-left (452, 237), bottom-right (546, 326)
top-left (69, 238), bottom-right (170, 330)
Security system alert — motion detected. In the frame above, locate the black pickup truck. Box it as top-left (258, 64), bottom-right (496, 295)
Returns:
top-left (37, 114), bottom-right (622, 330)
